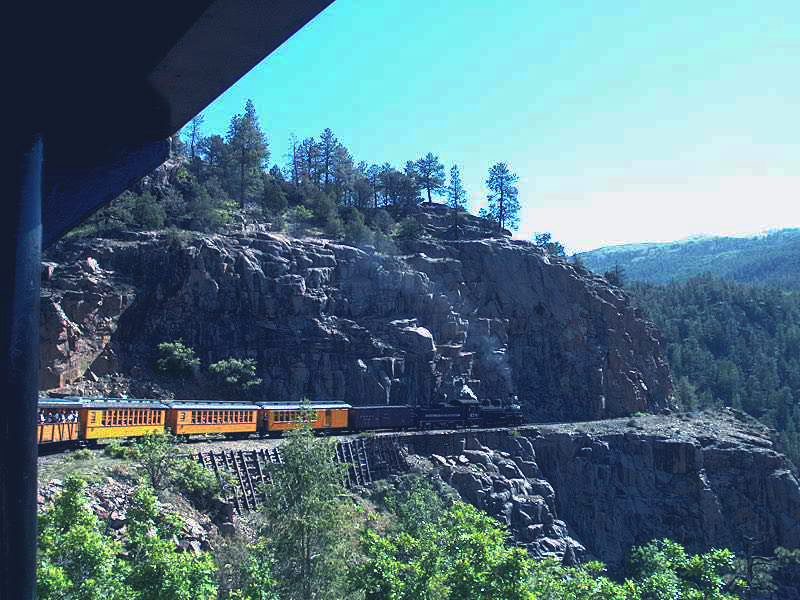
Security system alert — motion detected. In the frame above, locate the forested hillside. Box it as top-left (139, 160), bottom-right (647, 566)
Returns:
top-left (578, 229), bottom-right (800, 288)
top-left (630, 276), bottom-right (800, 463)
top-left (70, 99), bottom-right (523, 245)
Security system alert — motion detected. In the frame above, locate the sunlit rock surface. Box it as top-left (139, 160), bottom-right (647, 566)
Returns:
top-left (40, 215), bottom-right (670, 421)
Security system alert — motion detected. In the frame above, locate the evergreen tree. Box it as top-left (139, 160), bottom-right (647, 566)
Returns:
top-left (414, 152), bottom-right (446, 204)
top-left (183, 113), bottom-right (205, 174)
top-left (260, 413), bottom-right (360, 600)
top-left (262, 172), bottom-right (289, 216)
top-left (446, 164), bottom-right (468, 210)
top-left (287, 133), bottom-right (301, 185)
top-left (534, 232), bottom-right (566, 257)
top-left (225, 99), bottom-right (269, 207)
top-left (198, 134), bottom-right (226, 183)
top-left (319, 127), bottom-right (338, 192)
top-left (485, 162), bottom-right (520, 230)
top-left (331, 143), bottom-right (355, 205)
top-left (380, 166), bottom-right (419, 207)
top-left (604, 263), bottom-right (626, 287)
top-left (365, 163), bottom-right (382, 208)
top-left (298, 137), bottom-right (321, 187)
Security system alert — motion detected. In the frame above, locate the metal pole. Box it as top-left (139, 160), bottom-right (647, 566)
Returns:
top-left (0, 132), bottom-right (42, 599)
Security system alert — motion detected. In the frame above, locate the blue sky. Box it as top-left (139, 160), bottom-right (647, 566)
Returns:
top-left (195, 1), bottom-right (800, 252)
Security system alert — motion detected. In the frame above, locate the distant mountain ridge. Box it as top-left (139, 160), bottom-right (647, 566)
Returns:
top-left (577, 228), bottom-right (800, 288)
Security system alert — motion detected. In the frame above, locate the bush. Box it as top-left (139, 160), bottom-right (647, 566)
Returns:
top-left (104, 441), bottom-right (139, 460)
top-left (64, 448), bottom-right (94, 462)
top-left (299, 182), bottom-right (338, 226)
top-left (155, 340), bottom-right (200, 376)
top-left (163, 226), bottom-right (193, 247)
top-left (323, 216), bottom-right (345, 238)
top-left (183, 178), bottom-right (234, 232)
top-left (287, 205), bottom-right (314, 236)
top-left (134, 432), bottom-right (180, 490)
top-left (37, 475), bottom-right (134, 600)
top-left (131, 191), bottom-right (166, 230)
top-left (366, 208), bottom-right (395, 235)
top-left (172, 458), bottom-right (221, 510)
top-left (208, 357), bottom-right (262, 399)
top-left (262, 175), bottom-right (288, 215)
top-left (125, 485), bottom-right (218, 599)
top-left (341, 208), bottom-right (373, 245)
top-left (395, 216), bottom-right (423, 240)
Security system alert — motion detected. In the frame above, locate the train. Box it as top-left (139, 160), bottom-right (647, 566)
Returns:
top-left (37, 397), bottom-right (524, 446)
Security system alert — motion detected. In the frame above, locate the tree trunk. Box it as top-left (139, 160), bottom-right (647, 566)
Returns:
top-left (239, 149), bottom-right (245, 208)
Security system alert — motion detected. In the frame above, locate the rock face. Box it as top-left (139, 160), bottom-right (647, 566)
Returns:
top-left (428, 435), bottom-right (585, 562)
top-left (40, 210), bottom-right (671, 420)
top-left (394, 410), bottom-right (800, 570)
top-left (531, 411), bottom-right (800, 570)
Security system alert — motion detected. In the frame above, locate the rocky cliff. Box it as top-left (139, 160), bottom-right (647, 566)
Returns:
top-left (394, 409), bottom-right (800, 570)
top-left (40, 206), bottom-right (671, 421)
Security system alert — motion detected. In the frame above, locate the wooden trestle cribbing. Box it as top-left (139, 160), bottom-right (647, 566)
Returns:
top-left (194, 437), bottom-right (407, 513)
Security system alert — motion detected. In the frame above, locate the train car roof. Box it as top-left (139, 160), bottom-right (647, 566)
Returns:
top-left (258, 402), bottom-right (352, 410)
top-left (39, 397), bottom-right (169, 409)
top-left (166, 401), bottom-right (259, 410)
top-left (349, 405), bottom-right (413, 410)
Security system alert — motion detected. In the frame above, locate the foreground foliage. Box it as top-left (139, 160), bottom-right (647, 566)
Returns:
top-left (259, 420), bottom-right (361, 600)
top-left (38, 436), bottom-right (761, 600)
top-left (37, 476), bottom-right (217, 600)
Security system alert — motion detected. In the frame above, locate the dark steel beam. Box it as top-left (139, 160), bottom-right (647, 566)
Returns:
top-left (43, 139), bottom-right (170, 248)
top-left (0, 133), bottom-right (42, 600)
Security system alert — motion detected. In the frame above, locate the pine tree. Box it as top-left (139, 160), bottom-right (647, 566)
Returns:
top-left (365, 163), bottom-right (382, 208)
top-left (198, 134), bottom-right (226, 182)
top-left (446, 164), bottom-right (467, 210)
top-left (184, 113), bottom-right (205, 174)
top-left (286, 133), bottom-right (301, 185)
top-left (486, 162), bottom-right (520, 230)
top-left (298, 137), bottom-right (321, 186)
top-left (225, 99), bottom-right (269, 207)
top-left (319, 128), bottom-right (338, 191)
top-left (414, 152), bottom-right (446, 204)
top-left (260, 413), bottom-right (359, 599)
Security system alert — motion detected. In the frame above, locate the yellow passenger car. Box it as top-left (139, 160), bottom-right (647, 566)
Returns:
top-left (38, 399), bottom-right (82, 443)
top-left (166, 401), bottom-right (258, 437)
top-left (258, 401), bottom-right (350, 434)
top-left (79, 399), bottom-right (167, 440)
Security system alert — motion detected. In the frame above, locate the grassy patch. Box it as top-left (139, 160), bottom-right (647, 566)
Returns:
top-left (39, 448), bottom-right (135, 484)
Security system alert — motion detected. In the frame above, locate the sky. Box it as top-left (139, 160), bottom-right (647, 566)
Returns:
top-left (195, 0), bottom-right (800, 253)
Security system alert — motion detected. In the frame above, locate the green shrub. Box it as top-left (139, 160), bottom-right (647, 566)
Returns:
top-left (37, 475), bottom-right (134, 600)
top-left (134, 432), bottom-right (179, 490)
top-left (172, 458), bottom-right (221, 510)
top-left (209, 357), bottom-right (262, 399)
top-left (287, 205), bottom-right (314, 236)
top-left (367, 208), bottom-right (395, 234)
top-left (341, 208), bottom-right (373, 245)
top-left (104, 441), bottom-right (139, 460)
top-left (131, 191), bottom-right (166, 230)
top-left (155, 340), bottom-right (200, 376)
top-left (64, 448), bottom-right (95, 462)
top-left (395, 216), bottom-right (423, 240)
top-left (163, 226), bottom-right (192, 247)
top-left (324, 216), bottom-right (345, 238)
